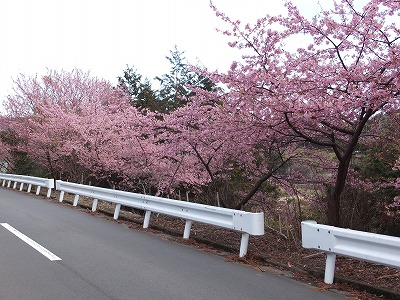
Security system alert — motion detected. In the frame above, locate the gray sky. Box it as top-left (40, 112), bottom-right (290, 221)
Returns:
top-left (0, 0), bottom-right (315, 103)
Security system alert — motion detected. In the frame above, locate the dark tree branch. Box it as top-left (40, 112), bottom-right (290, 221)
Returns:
top-left (320, 120), bottom-right (355, 135)
top-left (284, 112), bottom-right (336, 148)
top-left (234, 157), bottom-right (291, 210)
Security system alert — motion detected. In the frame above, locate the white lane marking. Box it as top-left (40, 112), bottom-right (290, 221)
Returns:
top-left (1, 223), bottom-right (61, 261)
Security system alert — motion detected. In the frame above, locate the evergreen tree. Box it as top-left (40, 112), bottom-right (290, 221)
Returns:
top-left (118, 66), bottom-right (161, 112)
top-left (155, 45), bottom-right (215, 111)
top-left (119, 47), bottom-right (215, 113)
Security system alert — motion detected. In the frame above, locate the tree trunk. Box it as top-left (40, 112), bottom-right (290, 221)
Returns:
top-left (46, 150), bottom-right (57, 180)
top-left (328, 157), bottom-right (351, 226)
top-left (327, 109), bottom-right (374, 226)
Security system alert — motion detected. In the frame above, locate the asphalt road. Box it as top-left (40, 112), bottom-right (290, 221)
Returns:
top-left (0, 188), bottom-right (346, 300)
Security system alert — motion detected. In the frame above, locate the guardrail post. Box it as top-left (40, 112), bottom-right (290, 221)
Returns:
top-left (114, 204), bottom-right (121, 220)
top-left (7, 180), bottom-right (11, 188)
top-left (36, 186), bottom-right (41, 195)
top-left (239, 233), bottom-right (250, 257)
top-left (183, 220), bottom-right (192, 239)
top-left (59, 190), bottom-right (64, 202)
top-left (13, 182), bottom-right (17, 189)
top-left (1, 180), bottom-right (5, 187)
top-left (92, 199), bottom-right (98, 212)
top-left (324, 253), bottom-right (336, 284)
top-left (19, 183), bottom-right (24, 191)
top-left (143, 211), bottom-right (151, 228)
top-left (27, 184), bottom-right (32, 193)
top-left (73, 194), bottom-right (79, 206)
top-left (46, 188), bottom-right (52, 198)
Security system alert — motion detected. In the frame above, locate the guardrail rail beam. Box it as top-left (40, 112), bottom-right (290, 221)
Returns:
top-left (302, 220), bottom-right (400, 284)
top-left (0, 173), bottom-right (54, 198)
top-left (56, 180), bottom-right (265, 257)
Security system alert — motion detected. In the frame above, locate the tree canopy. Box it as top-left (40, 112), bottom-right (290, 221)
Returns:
top-left (205, 0), bottom-right (400, 226)
top-left (1, 0), bottom-right (399, 232)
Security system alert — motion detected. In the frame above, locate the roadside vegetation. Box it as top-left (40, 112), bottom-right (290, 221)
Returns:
top-left (0, 0), bottom-right (399, 242)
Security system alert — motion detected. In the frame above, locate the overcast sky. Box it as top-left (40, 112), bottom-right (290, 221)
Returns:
top-left (0, 0), bottom-right (317, 103)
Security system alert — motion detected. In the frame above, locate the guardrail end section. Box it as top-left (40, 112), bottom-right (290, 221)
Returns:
top-left (55, 180), bottom-right (62, 190)
top-left (301, 221), bottom-right (337, 252)
top-left (47, 179), bottom-right (55, 189)
top-left (233, 212), bottom-right (264, 235)
top-left (301, 220), bottom-right (318, 249)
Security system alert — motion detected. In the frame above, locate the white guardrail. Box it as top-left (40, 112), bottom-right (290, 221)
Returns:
top-left (0, 173), bottom-right (54, 198)
top-left (302, 220), bottom-right (400, 284)
top-left (56, 180), bottom-right (264, 257)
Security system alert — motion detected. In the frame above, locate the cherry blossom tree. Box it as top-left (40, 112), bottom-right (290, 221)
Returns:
top-left (385, 157), bottom-right (400, 224)
top-left (4, 69), bottom-right (175, 191)
top-left (4, 70), bottom-right (134, 181)
top-left (208, 0), bottom-right (400, 225)
top-left (159, 88), bottom-right (295, 208)
top-left (69, 98), bottom-right (163, 189)
top-left (393, 157), bottom-right (400, 199)
top-left (395, 158), bottom-right (400, 187)
top-left (0, 116), bottom-right (11, 171)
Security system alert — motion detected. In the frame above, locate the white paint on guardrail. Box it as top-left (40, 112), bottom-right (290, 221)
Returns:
top-left (301, 220), bottom-right (400, 284)
top-left (56, 180), bottom-right (264, 257)
top-left (0, 173), bottom-right (54, 198)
